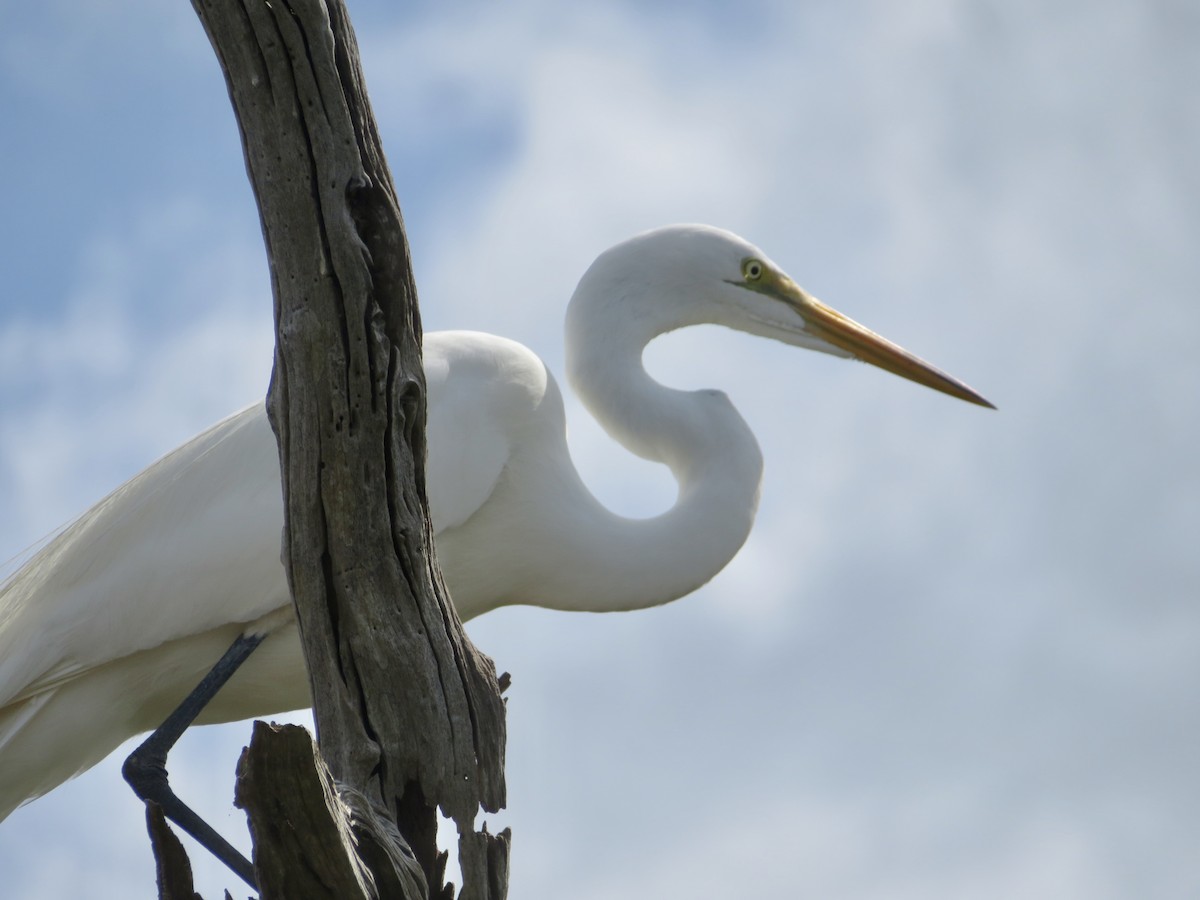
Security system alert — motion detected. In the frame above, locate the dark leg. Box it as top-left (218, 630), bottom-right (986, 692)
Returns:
top-left (123, 632), bottom-right (265, 891)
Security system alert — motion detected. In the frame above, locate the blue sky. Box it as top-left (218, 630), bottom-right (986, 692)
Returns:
top-left (2, 0), bottom-right (1198, 897)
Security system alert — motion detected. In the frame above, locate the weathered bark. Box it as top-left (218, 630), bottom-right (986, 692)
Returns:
top-left (184, 0), bottom-right (508, 896)
top-left (234, 722), bottom-right (426, 899)
top-left (145, 803), bottom-right (205, 900)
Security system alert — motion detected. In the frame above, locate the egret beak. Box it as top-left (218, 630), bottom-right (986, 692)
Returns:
top-left (784, 282), bottom-right (995, 409)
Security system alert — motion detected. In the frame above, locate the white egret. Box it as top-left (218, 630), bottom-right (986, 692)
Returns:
top-left (0, 224), bottom-right (990, 831)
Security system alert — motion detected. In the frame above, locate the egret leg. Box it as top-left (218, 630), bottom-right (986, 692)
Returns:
top-left (123, 631), bottom-right (264, 890)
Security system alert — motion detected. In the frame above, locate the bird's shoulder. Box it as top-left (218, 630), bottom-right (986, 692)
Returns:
top-left (422, 330), bottom-right (566, 534)
top-left (425, 330), bottom-right (551, 400)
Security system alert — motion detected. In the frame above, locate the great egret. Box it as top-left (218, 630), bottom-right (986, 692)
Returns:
top-left (0, 224), bottom-right (990, 827)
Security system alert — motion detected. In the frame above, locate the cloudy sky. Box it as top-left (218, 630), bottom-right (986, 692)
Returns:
top-left (1, 0), bottom-right (1197, 897)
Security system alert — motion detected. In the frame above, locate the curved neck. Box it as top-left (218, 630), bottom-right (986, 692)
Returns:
top-left (538, 280), bottom-right (764, 613)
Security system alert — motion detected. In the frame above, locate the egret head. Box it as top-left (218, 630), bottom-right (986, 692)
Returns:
top-left (583, 224), bottom-right (993, 408)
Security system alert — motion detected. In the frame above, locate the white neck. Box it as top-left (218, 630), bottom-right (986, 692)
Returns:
top-left (531, 276), bottom-right (764, 613)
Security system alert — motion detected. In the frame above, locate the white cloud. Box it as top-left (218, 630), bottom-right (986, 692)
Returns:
top-left (566, 795), bottom-right (1127, 900)
top-left (3, 0), bottom-right (1199, 897)
top-left (0, 196), bottom-right (273, 542)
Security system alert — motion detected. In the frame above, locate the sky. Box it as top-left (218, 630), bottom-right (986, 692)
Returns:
top-left (1, 0), bottom-right (1197, 897)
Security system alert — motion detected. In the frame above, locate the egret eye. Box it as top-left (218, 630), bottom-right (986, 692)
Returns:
top-left (742, 259), bottom-right (765, 282)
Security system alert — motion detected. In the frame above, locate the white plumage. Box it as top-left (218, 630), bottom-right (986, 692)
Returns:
top-left (0, 225), bottom-right (988, 818)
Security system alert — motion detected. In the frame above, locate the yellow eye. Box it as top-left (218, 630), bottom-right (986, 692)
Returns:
top-left (743, 259), bottom-right (765, 281)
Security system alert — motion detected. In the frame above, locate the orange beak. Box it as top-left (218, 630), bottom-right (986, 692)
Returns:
top-left (786, 286), bottom-right (994, 409)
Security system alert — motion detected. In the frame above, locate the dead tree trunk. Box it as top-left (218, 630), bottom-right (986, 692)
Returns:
top-left (177, 1), bottom-right (508, 896)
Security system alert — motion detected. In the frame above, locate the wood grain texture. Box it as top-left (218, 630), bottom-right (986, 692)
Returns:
top-left (235, 722), bottom-right (426, 899)
top-left (188, 1), bottom-right (508, 895)
top-left (145, 803), bottom-right (204, 900)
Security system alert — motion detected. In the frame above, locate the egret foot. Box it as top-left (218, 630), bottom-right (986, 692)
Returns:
top-left (123, 631), bottom-right (265, 891)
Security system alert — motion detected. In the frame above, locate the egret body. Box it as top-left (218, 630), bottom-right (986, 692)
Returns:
top-left (0, 225), bottom-right (989, 819)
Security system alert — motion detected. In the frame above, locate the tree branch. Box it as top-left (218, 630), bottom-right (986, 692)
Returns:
top-left (235, 722), bottom-right (426, 899)
top-left (186, 0), bottom-right (508, 895)
top-left (144, 803), bottom-right (205, 900)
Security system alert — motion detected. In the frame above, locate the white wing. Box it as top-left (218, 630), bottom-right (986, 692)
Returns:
top-left (0, 329), bottom-right (553, 711)
top-left (0, 406), bottom-right (285, 710)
